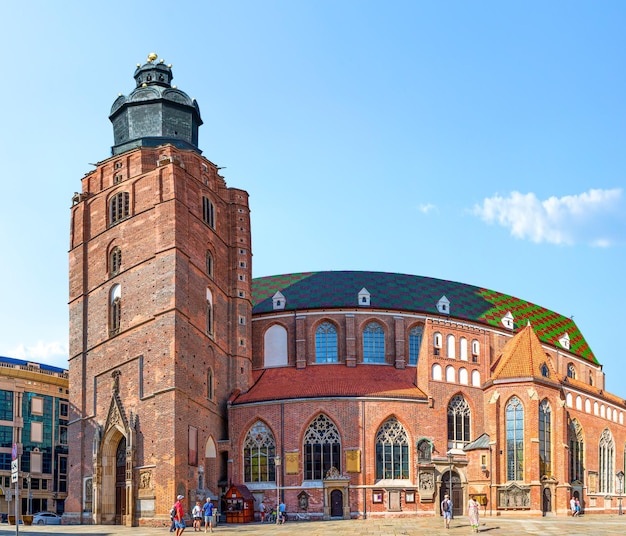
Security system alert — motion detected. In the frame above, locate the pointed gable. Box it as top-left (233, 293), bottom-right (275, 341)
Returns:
top-left (491, 324), bottom-right (559, 382)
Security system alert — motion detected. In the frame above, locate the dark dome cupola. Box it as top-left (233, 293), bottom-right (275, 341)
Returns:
top-left (109, 53), bottom-right (203, 155)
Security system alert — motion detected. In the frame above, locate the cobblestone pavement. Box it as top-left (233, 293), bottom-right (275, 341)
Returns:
top-left (1, 515), bottom-right (625, 536)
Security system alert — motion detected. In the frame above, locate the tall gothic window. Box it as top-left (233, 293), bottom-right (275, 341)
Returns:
top-left (207, 368), bottom-right (214, 400)
top-left (539, 400), bottom-right (552, 477)
top-left (202, 196), bottom-right (215, 228)
top-left (599, 429), bottom-right (615, 494)
top-left (569, 419), bottom-right (584, 483)
top-left (506, 396), bottom-right (524, 481)
top-left (408, 325), bottom-right (423, 366)
top-left (303, 414), bottom-right (341, 480)
top-left (315, 322), bottom-right (338, 363)
top-left (109, 192), bottom-right (129, 225)
top-left (363, 321), bottom-right (385, 363)
top-left (109, 246), bottom-right (122, 276)
top-left (206, 251), bottom-right (214, 278)
top-left (206, 288), bottom-right (214, 336)
top-left (447, 395), bottom-right (470, 448)
top-left (375, 417), bottom-right (409, 480)
top-left (243, 421), bottom-right (276, 483)
top-left (109, 284), bottom-right (121, 337)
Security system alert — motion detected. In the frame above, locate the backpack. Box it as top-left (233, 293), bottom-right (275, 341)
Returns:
top-left (442, 500), bottom-right (449, 512)
top-left (170, 507), bottom-right (176, 518)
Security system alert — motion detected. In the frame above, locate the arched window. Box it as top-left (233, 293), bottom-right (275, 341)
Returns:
top-left (471, 339), bottom-right (480, 360)
top-left (576, 396), bottom-right (582, 410)
top-left (459, 337), bottom-right (468, 361)
top-left (363, 322), bottom-right (385, 363)
top-left (109, 246), bottom-right (122, 276)
top-left (206, 288), bottom-right (214, 336)
top-left (264, 324), bottom-right (288, 367)
top-left (408, 325), bottom-right (423, 366)
top-left (432, 364), bottom-right (442, 381)
top-left (539, 400), bottom-right (551, 477)
top-left (315, 322), bottom-right (338, 363)
top-left (445, 365), bottom-right (455, 383)
top-left (417, 439), bottom-right (432, 463)
top-left (448, 395), bottom-right (470, 448)
top-left (243, 421), bottom-right (276, 483)
top-left (569, 419), bottom-right (584, 483)
top-left (202, 196), bottom-right (215, 228)
top-left (303, 414), bottom-right (341, 480)
top-left (206, 251), bottom-right (214, 278)
top-left (109, 284), bottom-right (121, 337)
top-left (541, 363), bottom-right (550, 378)
top-left (109, 192), bottom-right (129, 225)
top-left (567, 363), bottom-right (576, 379)
top-left (433, 332), bottom-right (442, 356)
top-left (459, 367), bottom-right (468, 385)
top-left (375, 417), bottom-right (409, 480)
top-left (207, 368), bottom-right (214, 400)
top-left (506, 396), bottom-right (524, 481)
top-left (446, 334), bottom-right (456, 359)
top-left (471, 370), bottom-right (481, 387)
top-left (599, 429), bottom-right (615, 494)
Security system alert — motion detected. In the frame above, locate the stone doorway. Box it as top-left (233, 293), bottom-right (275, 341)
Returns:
top-left (441, 470), bottom-right (463, 517)
top-left (330, 489), bottom-right (343, 517)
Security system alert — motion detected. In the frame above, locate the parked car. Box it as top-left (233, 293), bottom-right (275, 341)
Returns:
top-left (33, 512), bottom-right (62, 525)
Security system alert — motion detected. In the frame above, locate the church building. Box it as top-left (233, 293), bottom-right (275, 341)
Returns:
top-left (66, 55), bottom-right (626, 525)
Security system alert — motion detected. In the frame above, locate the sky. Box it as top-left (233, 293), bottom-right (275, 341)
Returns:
top-left (0, 1), bottom-right (625, 394)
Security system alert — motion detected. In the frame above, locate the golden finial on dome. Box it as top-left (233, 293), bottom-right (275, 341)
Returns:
top-left (147, 52), bottom-right (158, 63)
top-left (159, 59), bottom-right (165, 63)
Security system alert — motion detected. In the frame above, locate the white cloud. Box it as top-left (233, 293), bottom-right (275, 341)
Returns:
top-left (418, 203), bottom-right (437, 214)
top-left (10, 340), bottom-right (69, 369)
top-left (473, 188), bottom-right (624, 246)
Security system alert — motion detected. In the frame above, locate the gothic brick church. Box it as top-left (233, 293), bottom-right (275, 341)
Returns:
top-left (65, 55), bottom-right (626, 525)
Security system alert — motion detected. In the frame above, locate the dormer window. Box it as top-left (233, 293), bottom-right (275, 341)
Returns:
top-left (501, 311), bottom-right (514, 330)
top-left (559, 333), bottom-right (570, 350)
top-left (272, 291), bottom-right (286, 311)
top-left (437, 295), bottom-right (450, 315)
top-left (540, 363), bottom-right (550, 378)
top-left (358, 288), bottom-right (371, 306)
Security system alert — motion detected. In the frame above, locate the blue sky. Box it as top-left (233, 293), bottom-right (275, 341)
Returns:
top-left (1, 1), bottom-right (625, 394)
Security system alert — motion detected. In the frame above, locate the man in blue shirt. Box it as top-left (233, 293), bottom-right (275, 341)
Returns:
top-left (202, 498), bottom-right (214, 533)
top-left (278, 501), bottom-right (286, 524)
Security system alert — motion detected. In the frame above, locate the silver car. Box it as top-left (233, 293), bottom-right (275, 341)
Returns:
top-left (33, 512), bottom-right (62, 525)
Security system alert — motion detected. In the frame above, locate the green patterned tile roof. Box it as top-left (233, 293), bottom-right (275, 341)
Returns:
top-left (251, 271), bottom-right (597, 364)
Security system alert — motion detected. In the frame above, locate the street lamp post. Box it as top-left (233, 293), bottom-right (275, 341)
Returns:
top-left (274, 456), bottom-right (281, 524)
top-left (617, 471), bottom-right (624, 516)
top-left (26, 473), bottom-right (31, 516)
top-left (446, 451), bottom-right (454, 499)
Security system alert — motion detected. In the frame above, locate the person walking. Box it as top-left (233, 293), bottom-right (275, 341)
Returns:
top-left (575, 497), bottom-right (581, 516)
top-left (278, 500), bottom-right (286, 524)
top-left (570, 496), bottom-right (577, 516)
top-left (467, 495), bottom-right (480, 533)
top-left (259, 501), bottom-right (266, 522)
top-left (174, 494), bottom-right (186, 536)
top-left (441, 494), bottom-right (452, 529)
top-left (202, 497), bottom-right (214, 533)
top-left (192, 501), bottom-right (202, 531)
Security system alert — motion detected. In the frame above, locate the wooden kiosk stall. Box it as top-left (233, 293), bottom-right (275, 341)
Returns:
top-left (224, 484), bottom-right (255, 523)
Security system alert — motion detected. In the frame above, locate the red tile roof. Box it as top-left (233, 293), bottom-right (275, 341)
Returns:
top-left (232, 364), bottom-right (426, 404)
top-left (491, 324), bottom-right (559, 382)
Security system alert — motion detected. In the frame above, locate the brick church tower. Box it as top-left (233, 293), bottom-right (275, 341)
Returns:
top-left (66, 54), bottom-right (252, 525)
